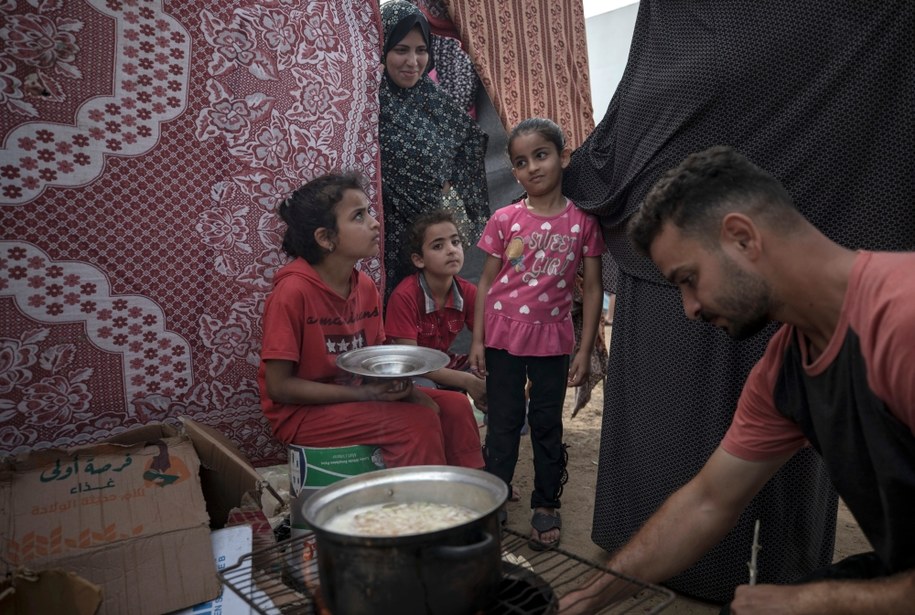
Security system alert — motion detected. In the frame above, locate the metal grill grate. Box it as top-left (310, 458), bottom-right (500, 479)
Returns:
top-left (218, 528), bottom-right (676, 614)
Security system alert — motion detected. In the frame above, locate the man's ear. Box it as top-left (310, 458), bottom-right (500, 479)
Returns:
top-left (720, 213), bottom-right (761, 259)
top-left (410, 252), bottom-right (425, 269)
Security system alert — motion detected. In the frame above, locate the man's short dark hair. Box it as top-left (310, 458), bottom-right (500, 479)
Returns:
top-left (628, 145), bottom-right (801, 255)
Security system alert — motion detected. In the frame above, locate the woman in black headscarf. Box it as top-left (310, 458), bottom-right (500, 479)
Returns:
top-left (378, 0), bottom-right (489, 298)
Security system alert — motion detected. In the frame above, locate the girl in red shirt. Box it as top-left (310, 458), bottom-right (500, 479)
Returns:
top-left (258, 173), bottom-right (483, 469)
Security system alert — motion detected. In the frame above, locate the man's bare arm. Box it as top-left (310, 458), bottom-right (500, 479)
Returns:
top-left (560, 447), bottom-right (791, 614)
top-left (729, 569), bottom-right (915, 615)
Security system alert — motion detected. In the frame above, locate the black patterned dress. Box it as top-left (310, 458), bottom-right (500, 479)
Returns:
top-left (563, 0), bottom-right (915, 603)
top-left (379, 1), bottom-right (489, 298)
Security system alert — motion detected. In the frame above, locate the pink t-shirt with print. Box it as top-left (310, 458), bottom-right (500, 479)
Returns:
top-left (476, 199), bottom-right (605, 356)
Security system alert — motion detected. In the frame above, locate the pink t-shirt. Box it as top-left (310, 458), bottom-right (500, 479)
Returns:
top-left (476, 199), bottom-right (605, 356)
top-left (722, 251), bottom-right (915, 461)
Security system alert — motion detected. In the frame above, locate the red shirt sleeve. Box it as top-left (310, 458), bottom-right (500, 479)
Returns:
top-left (384, 275), bottom-right (420, 342)
top-left (721, 327), bottom-right (808, 461)
top-left (850, 253), bottom-right (915, 435)
top-left (867, 307), bottom-right (915, 435)
top-left (261, 277), bottom-right (306, 362)
top-left (724, 252), bottom-right (915, 459)
top-left (458, 276), bottom-right (476, 332)
top-left (579, 209), bottom-right (606, 256)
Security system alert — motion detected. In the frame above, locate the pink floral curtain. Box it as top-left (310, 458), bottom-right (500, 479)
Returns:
top-left (0, 0), bottom-right (384, 465)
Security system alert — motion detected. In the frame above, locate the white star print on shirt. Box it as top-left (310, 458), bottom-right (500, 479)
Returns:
top-left (325, 339), bottom-right (337, 353)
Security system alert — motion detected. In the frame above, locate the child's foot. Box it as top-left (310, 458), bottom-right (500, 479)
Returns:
top-left (508, 486), bottom-right (521, 502)
top-left (528, 508), bottom-right (561, 550)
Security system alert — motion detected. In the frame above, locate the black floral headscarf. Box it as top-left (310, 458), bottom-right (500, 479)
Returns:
top-left (382, 0), bottom-right (434, 67)
top-left (379, 0), bottom-right (489, 297)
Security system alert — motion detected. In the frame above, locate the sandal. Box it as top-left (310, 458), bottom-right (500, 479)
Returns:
top-left (528, 510), bottom-right (561, 551)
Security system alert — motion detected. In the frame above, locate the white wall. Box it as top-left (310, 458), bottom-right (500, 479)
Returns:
top-left (584, 2), bottom-right (639, 124)
top-left (582, 0), bottom-right (637, 19)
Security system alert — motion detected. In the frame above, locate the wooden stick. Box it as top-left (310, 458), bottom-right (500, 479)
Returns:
top-left (748, 519), bottom-right (761, 586)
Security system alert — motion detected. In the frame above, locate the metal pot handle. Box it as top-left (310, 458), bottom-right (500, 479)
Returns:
top-left (421, 531), bottom-right (495, 561)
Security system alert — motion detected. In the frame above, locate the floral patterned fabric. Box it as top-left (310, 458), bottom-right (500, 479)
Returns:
top-left (413, 0), bottom-right (450, 21)
top-left (411, 0), bottom-right (480, 115)
top-left (441, 0), bottom-right (594, 149)
top-left (429, 34), bottom-right (479, 114)
top-left (0, 0), bottom-right (384, 465)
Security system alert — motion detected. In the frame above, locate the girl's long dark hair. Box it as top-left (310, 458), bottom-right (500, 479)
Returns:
top-left (279, 173), bottom-right (365, 264)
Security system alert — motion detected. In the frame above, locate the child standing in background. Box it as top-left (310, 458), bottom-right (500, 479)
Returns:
top-left (470, 118), bottom-right (604, 549)
top-left (258, 173), bottom-right (483, 470)
top-left (385, 210), bottom-right (487, 412)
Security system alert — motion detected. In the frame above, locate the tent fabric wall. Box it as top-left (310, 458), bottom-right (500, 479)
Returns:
top-left (442, 0), bottom-right (595, 149)
top-left (0, 1), bottom-right (384, 465)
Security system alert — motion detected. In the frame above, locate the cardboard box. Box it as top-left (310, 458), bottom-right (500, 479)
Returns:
top-left (179, 417), bottom-right (263, 530)
top-left (0, 421), bottom-right (254, 615)
top-left (174, 525), bottom-right (272, 615)
top-left (0, 569), bottom-right (102, 615)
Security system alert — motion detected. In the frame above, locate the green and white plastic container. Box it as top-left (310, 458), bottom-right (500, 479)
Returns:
top-left (289, 444), bottom-right (385, 538)
top-left (289, 444), bottom-right (385, 495)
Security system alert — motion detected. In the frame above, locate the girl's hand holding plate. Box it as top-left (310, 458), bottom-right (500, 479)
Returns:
top-left (361, 377), bottom-right (413, 401)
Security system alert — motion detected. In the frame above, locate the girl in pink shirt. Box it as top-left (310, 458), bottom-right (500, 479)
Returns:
top-left (470, 118), bottom-right (604, 549)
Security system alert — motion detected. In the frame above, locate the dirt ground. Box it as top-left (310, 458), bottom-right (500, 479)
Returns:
top-left (497, 324), bottom-right (872, 613)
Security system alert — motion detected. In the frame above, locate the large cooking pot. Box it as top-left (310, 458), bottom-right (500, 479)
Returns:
top-left (301, 465), bottom-right (508, 615)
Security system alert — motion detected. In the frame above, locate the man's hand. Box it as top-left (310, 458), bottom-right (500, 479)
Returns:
top-left (558, 571), bottom-right (643, 614)
top-left (731, 572), bottom-right (915, 615)
top-left (730, 584), bottom-right (804, 614)
top-left (558, 448), bottom-right (791, 614)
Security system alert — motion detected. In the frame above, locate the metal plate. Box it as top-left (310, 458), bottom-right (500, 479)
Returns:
top-left (335, 345), bottom-right (449, 378)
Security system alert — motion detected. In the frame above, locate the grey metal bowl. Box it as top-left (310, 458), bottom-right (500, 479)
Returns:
top-left (335, 344), bottom-right (449, 378)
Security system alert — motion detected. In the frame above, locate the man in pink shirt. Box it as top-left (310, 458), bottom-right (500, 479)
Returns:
top-left (561, 146), bottom-right (915, 614)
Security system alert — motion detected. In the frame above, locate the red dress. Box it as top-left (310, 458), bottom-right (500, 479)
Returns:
top-left (258, 259), bottom-right (482, 468)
